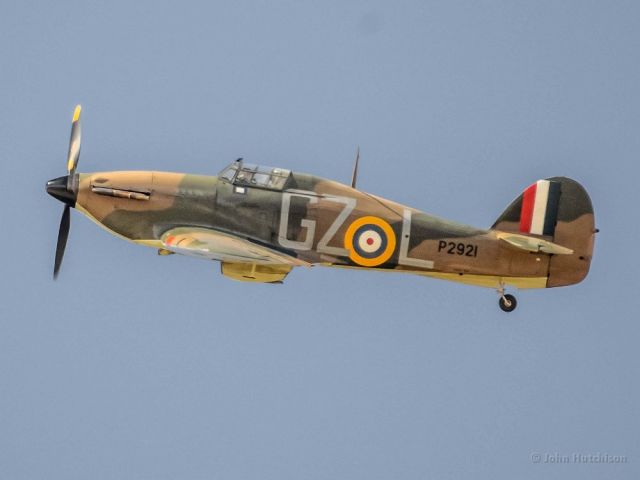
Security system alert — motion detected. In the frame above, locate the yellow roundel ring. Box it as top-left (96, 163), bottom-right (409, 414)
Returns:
top-left (343, 216), bottom-right (396, 267)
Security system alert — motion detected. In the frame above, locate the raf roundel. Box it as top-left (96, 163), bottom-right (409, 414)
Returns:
top-left (344, 216), bottom-right (397, 267)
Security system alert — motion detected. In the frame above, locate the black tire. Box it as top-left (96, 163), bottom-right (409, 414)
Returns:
top-left (499, 294), bottom-right (517, 312)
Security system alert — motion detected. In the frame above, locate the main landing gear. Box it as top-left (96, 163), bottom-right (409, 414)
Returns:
top-left (497, 283), bottom-right (517, 312)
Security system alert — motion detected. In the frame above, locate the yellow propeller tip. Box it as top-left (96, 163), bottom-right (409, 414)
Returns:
top-left (72, 105), bottom-right (82, 122)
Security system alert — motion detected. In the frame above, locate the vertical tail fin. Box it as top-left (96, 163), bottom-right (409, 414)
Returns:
top-left (493, 179), bottom-right (563, 237)
top-left (519, 180), bottom-right (561, 236)
top-left (493, 177), bottom-right (596, 287)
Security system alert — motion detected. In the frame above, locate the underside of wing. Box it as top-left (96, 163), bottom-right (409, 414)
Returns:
top-left (160, 227), bottom-right (311, 266)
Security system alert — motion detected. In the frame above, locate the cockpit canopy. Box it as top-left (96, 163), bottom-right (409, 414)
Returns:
top-left (218, 160), bottom-right (291, 191)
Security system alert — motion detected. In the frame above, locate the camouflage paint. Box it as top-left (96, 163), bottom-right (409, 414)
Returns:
top-left (73, 168), bottom-right (595, 288)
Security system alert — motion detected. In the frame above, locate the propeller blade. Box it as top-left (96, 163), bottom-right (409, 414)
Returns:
top-left (66, 105), bottom-right (82, 175)
top-left (53, 205), bottom-right (71, 279)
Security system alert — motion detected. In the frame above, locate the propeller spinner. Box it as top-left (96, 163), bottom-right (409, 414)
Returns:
top-left (46, 105), bottom-right (81, 279)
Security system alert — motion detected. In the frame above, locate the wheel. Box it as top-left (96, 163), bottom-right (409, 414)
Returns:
top-left (499, 294), bottom-right (517, 312)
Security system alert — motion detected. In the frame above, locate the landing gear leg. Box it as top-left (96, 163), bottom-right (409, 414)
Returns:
top-left (497, 283), bottom-right (517, 312)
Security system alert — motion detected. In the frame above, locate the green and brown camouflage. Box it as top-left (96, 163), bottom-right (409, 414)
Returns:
top-left (63, 162), bottom-right (595, 288)
top-left (46, 106), bottom-right (596, 310)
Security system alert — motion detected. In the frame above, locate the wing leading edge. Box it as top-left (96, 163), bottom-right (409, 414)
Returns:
top-left (160, 227), bottom-right (311, 266)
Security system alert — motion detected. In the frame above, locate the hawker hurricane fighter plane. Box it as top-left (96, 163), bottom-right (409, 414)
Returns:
top-left (47, 106), bottom-right (596, 312)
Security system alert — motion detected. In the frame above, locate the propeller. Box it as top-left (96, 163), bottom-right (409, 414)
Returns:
top-left (67, 105), bottom-right (82, 184)
top-left (47, 105), bottom-right (82, 279)
top-left (54, 205), bottom-right (71, 279)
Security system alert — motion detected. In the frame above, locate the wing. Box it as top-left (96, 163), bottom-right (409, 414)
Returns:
top-left (160, 227), bottom-right (311, 266)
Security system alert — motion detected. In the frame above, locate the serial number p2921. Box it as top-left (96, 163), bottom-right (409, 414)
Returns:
top-left (438, 241), bottom-right (478, 257)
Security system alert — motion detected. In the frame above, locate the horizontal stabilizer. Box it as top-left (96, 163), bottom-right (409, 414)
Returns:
top-left (496, 232), bottom-right (574, 255)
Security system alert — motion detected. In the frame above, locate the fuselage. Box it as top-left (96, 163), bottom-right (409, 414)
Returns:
top-left (46, 106), bottom-right (596, 312)
top-left (73, 169), bottom-right (552, 289)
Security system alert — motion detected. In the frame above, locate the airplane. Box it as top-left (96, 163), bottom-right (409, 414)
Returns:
top-left (46, 106), bottom-right (597, 312)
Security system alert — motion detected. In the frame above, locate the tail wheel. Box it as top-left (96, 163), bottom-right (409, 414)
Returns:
top-left (499, 294), bottom-right (517, 312)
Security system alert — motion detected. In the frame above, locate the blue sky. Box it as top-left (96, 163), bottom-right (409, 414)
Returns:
top-left (1, 1), bottom-right (638, 478)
